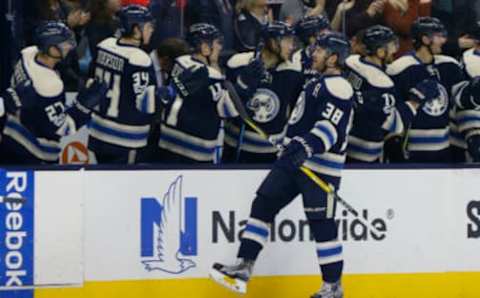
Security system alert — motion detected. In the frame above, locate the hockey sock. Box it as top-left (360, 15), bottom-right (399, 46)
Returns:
top-left (310, 219), bottom-right (343, 283)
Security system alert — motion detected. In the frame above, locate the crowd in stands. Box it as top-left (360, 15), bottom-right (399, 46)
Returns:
top-left (0, 0), bottom-right (480, 165)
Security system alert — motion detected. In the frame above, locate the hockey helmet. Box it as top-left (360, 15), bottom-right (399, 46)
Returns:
top-left (35, 21), bottom-right (76, 58)
top-left (315, 32), bottom-right (351, 66)
top-left (295, 15), bottom-right (330, 44)
top-left (411, 17), bottom-right (447, 47)
top-left (262, 21), bottom-right (295, 40)
top-left (186, 23), bottom-right (223, 49)
top-left (468, 21), bottom-right (480, 41)
top-left (362, 25), bottom-right (398, 55)
top-left (118, 4), bottom-right (154, 35)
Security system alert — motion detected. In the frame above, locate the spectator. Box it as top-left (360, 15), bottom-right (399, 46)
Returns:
top-left (187, 0), bottom-right (235, 51)
top-left (383, 0), bottom-right (431, 57)
top-left (279, 0), bottom-right (327, 25)
top-left (57, 0), bottom-right (92, 90)
top-left (432, 0), bottom-right (480, 57)
top-left (325, 0), bottom-right (385, 38)
top-left (234, 0), bottom-right (272, 52)
top-left (148, 0), bottom-right (184, 51)
top-left (86, 0), bottom-right (121, 59)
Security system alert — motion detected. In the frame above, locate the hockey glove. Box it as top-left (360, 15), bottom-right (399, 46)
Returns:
top-left (156, 85), bottom-right (177, 107)
top-left (237, 59), bottom-right (265, 92)
top-left (467, 133), bottom-right (480, 162)
top-left (275, 137), bottom-right (313, 171)
top-left (408, 79), bottom-right (440, 105)
top-left (462, 76), bottom-right (480, 109)
top-left (76, 79), bottom-right (108, 111)
top-left (171, 65), bottom-right (209, 98)
top-left (1, 80), bottom-right (37, 112)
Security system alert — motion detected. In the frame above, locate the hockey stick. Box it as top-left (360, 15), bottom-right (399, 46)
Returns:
top-left (224, 81), bottom-right (381, 230)
top-left (234, 42), bottom-right (265, 162)
top-left (0, 196), bottom-right (26, 204)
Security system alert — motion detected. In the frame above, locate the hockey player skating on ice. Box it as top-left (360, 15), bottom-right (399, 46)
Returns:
top-left (223, 21), bottom-right (305, 163)
top-left (345, 25), bottom-right (437, 163)
top-left (386, 17), bottom-right (464, 163)
top-left (210, 32), bottom-right (353, 298)
top-left (156, 23), bottom-right (239, 163)
top-left (88, 5), bottom-right (159, 164)
top-left (0, 21), bottom-right (107, 164)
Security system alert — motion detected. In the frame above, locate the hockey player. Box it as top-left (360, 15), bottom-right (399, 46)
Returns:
top-left (386, 17), bottom-right (465, 163)
top-left (223, 21), bottom-right (305, 163)
top-left (88, 5), bottom-right (159, 164)
top-left (155, 23), bottom-right (239, 163)
top-left (345, 25), bottom-right (437, 163)
top-left (0, 21), bottom-right (106, 164)
top-left (294, 15), bottom-right (331, 79)
top-left (210, 32), bottom-right (353, 298)
top-left (452, 22), bottom-right (480, 162)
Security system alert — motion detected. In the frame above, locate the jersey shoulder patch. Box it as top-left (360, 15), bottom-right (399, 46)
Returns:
top-left (227, 52), bottom-right (254, 69)
top-left (129, 49), bottom-right (152, 68)
top-left (463, 49), bottom-right (480, 78)
top-left (22, 46), bottom-right (63, 98)
top-left (324, 76), bottom-right (354, 100)
top-left (277, 56), bottom-right (302, 72)
top-left (175, 55), bottom-right (224, 80)
top-left (386, 54), bottom-right (419, 76)
top-left (434, 54), bottom-right (460, 67)
top-left (346, 55), bottom-right (394, 88)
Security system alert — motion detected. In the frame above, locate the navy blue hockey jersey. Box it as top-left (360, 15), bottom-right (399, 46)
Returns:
top-left (90, 37), bottom-right (157, 150)
top-left (3, 46), bottom-right (89, 162)
top-left (158, 55), bottom-right (239, 162)
top-left (224, 52), bottom-right (305, 155)
top-left (287, 74), bottom-right (354, 178)
top-left (387, 53), bottom-right (464, 162)
top-left (452, 48), bottom-right (480, 159)
top-left (345, 55), bottom-right (417, 162)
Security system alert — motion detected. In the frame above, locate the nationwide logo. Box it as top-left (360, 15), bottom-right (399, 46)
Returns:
top-left (212, 206), bottom-right (393, 243)
top-left (140, 176), bottom-right (198, 274)
top-left (467, 200), bottom-right (480, 239)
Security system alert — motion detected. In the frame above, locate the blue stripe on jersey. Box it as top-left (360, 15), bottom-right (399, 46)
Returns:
top-left (314, 123), bottom-right (336, 147)
top-left (244, 224), bottom-right (269, 237)
top-left (347, 142), bottom-right (383, 155)
top-left (90, 121), bottom-right (149, 140)
top-left (6, 120), bottom-right (60, 154)
top-left (317, 246), bottom-right (343, 258)
top-left (409, 135), bottom-right (449, 144)
top-left (160, 133), bottom-right (216, 154)
top-left (309, 155), bottom-right (344, 170)
top-left (141, 93), bottom-right (149, 113)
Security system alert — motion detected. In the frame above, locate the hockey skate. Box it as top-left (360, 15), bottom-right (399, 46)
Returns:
top-left (310, 281), bottom-right (343, 298)
top-left (209, 259), bottom-right (254, 294)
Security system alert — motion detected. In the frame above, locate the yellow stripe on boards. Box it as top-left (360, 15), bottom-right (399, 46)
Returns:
top-left (35, 272), bottom-right (480, 298)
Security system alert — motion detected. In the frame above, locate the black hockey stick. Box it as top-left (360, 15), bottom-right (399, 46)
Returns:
top-left (224, 81), bottom-right (383, 231)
